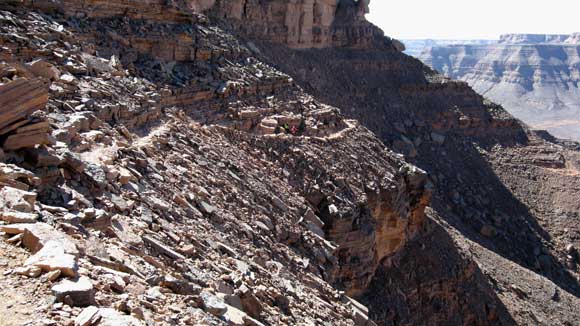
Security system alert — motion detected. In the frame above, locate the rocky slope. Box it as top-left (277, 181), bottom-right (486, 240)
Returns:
top-left (417, 34), bottom-right (580, 140)
top-left (0, 2), bottom-right (425, 325)
top-left (0, 1), bottom-right (579, 326)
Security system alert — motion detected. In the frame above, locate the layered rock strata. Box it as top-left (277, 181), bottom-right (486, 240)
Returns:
top-left (417, 34), bottom-right (580, 140)
top-left (255, 24), bottom-right (580, 326)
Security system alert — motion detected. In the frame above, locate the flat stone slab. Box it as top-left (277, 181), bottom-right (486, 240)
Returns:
top-left (75, 306), bottom-right (100, 326)
top-left (0, 223), bottom-right (78, 255)
top-left (0, 210), bottom-right (38, 223)
top-left (98, 308), bottom-right (144, 326)
top-left (25, 240), bottom-right (78, 277)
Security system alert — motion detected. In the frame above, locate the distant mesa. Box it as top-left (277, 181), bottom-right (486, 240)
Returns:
top-left (407, 33), bottom-right (580, 140)
top-left (498, 33), bottom-right (580, 44)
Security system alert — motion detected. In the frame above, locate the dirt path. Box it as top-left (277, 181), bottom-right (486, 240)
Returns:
top-left (0, 240), bottom-right (53, 326)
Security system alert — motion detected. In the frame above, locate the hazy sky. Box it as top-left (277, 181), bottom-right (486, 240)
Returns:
top-left (367, 0), bottom-right (580, 40)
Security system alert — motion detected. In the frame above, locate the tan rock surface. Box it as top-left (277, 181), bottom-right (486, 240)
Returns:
top-left (24, 240), bottom-right (78, 277)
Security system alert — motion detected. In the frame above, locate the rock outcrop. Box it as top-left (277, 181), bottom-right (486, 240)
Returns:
top-left (23, 0), bottom-right (391, 50)
top-left (417, 34), bottom-right (580, 140)
top-left (205, 0), bottom-right (381, 49)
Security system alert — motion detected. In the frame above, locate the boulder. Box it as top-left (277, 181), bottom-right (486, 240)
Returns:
top-left (201, 292), bottom-right (227, 316)
top-left (26, 59), bottom-right (61, 81)
top-left (0, 186), bottom-right (36, 212)
top-left (0, 223), bottom-right (78, 255)
top-left (51, 276), bottom-right (95, 306)
top-left (82, 54), bottom-right (119, 76)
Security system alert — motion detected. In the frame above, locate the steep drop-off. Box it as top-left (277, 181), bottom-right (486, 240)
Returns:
top-left (253, 27), bottom-right (580, 326)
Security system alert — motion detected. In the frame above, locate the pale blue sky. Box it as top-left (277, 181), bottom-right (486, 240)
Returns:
top-left (367, 0), bottom-right (580, 40)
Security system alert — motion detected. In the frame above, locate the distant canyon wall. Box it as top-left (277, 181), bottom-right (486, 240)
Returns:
top-left (413, 34), bottom-right (580, 140)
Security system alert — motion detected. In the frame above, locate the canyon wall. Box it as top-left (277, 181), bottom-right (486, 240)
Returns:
top-left (204, 0), bottom-right (385, 49)
top-left (0, 2), bottom-right (432, 325)
top-left (417, 34), bottom-right (580, 140)
top-left (255, 26), bottom-right (580, 326)
top-left (24, 0), bottom-right (389, 49)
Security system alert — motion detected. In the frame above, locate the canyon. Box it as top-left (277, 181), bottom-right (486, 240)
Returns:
top-left (0, 1), bottom-right (579, 326)
top-left (414, 34), bottom-right (580, 140)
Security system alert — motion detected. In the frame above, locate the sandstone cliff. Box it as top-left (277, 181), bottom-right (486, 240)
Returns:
top-left (402, 39), bottom-right (495, 57)
top-left (0, 2), bottom-right (580, 326)
top-left (204, 0), bottom-right (378, 49)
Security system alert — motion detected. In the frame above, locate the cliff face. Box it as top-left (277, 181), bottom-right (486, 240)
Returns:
top-left (417, 35), bottom-right (580, 140)
top-left (25, 0), bottom-right (386, 49)
top-left (254, 21), bottom-right (580, 326)
top-left (402, 39), bottom-right (495, 57)
top-left (2, 2), bottom-right (580, 326)
top-left (498, 33), bottom-right (580, 44)
top-left (205, 0), bottom-right (383, 49)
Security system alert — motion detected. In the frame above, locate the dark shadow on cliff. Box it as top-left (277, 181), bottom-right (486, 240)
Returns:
top-left (415, 130), bottom-right (580, 298)
top-left (361, 216), bottom-right (517, 325)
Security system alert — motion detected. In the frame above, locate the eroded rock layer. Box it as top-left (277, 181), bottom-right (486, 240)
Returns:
top-left (256, 28), bottom-right (580, 326)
